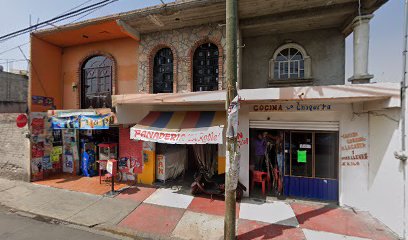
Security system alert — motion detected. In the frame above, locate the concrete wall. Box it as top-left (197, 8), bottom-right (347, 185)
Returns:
top-left (0, 71), bottom-right (28, 113)
top-left (242, 28), bottom-right (345, 89)
top-left (367, 109), bottom-right (404, 237)
top-left (0, 113), bottom-right (30, 181)
top-left (61, 37), bottom-right (139, 109)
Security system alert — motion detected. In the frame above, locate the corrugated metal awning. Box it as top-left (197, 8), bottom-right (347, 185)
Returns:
top-left (130, 111), bottom-right (225, 144)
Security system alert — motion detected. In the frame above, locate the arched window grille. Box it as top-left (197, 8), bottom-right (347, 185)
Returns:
top-left (81, 55), bottom-right (113, 109)
top-left (153, 48), bottom-right (173, 93)
top-left (269, 43), bottom-right (311, 81)
top-left (274, 47), bottom-right (304, 79)
top-left (193, 43), bottom-right (219, 92)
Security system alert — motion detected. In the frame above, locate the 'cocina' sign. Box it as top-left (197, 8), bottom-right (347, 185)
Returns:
top-left (252, 102), bottom-right (332, 112)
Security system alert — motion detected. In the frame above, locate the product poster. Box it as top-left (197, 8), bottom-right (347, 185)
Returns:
top-left (62, 129), bottom-right (79, 174)
top-left (50, 116), bottom-right (80, 129)
top-left (31, 157), bottom-right (43, 174)
top-left (63, 155), bottom-right (74, 173)
top-left (119, 127), bottom-right (143, 181)
top-left (80, 114), bottom-right (112, 130)
top-left (42, 156), bottom-right (52, 170)
top-left (50, 146), bottom-right (63, 163)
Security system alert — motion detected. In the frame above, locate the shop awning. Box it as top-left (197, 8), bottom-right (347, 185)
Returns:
top-left (130, 111), bottom-right (225, 144)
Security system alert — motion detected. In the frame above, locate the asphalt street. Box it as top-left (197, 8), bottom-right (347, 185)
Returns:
top-left (0, 205), bottom-right (126, 240)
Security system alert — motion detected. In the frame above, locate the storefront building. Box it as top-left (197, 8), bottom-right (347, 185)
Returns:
top-left (28, 0), bottom-right (404, 237)
top-left (113, 82), bottom-right (402, 235)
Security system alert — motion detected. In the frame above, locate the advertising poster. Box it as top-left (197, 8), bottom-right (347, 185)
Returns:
top-left (63, 155), bottom-right (74, 173)
top-left (118, 127), bottom-right (143, 181)
top-left (80, 114), bottom-right (112, 130)
top-left (62, 129), bottom-right (79, 174)
top-left (42, 156), bottom-right (52, 170)
top-left (50, 116), bottom-right (80, 129)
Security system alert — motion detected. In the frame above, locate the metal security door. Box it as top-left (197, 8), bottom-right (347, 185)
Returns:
top-left (81, 56), bottom-right (112, 109)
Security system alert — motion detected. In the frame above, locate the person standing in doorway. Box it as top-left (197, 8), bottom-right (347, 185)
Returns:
top-left (254, 132), bottom-right (266, 171)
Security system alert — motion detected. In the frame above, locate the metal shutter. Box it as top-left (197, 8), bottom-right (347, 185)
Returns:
top-left (249, 120), bottom-right (339, 131)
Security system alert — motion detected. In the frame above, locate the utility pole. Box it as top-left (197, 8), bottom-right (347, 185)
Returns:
top-left (224, 0), bottom-right (238, 239)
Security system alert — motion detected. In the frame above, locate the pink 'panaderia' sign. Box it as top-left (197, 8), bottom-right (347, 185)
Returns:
top-left (130, 126), bottom-right (223, 144)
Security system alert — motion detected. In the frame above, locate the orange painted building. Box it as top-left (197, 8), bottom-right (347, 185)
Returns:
top-left (30, 20), bottom-right (140, 112)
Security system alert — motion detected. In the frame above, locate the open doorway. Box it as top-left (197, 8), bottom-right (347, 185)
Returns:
top-left (154, 144), bottom-right (219, 192)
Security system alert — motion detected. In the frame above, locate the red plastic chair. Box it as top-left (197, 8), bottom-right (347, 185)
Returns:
top-left (251, 171), bottom-right (268, 196)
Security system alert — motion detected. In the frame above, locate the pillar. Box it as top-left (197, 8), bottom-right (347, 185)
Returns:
top-left (348, 14), bottom-right (374, 84)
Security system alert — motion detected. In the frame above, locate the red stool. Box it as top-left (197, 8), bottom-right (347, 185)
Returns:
top-left (251, 171), bottom-right (268, 196)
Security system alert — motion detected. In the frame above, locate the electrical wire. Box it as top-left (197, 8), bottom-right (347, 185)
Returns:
top-left (0, 43), bottom-right (29, 56)
top-left (0, 0), bottom-right (116, 42)
top-left (0, 0), bottom-right (118, 55)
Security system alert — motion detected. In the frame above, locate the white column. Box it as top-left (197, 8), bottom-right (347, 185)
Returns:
top-left (349, 14), bottom-right (374, 84)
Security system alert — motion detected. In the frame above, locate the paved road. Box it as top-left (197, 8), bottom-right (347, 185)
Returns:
top-left (0, 205), bottom-right (125, 240)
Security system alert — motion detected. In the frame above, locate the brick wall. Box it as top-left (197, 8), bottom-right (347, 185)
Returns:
top-left (0, 113), bottom-right (30, 181)
top-left (138, 23), bottom-right (226, 93)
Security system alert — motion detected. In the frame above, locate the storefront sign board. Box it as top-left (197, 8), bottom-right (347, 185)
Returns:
top-left (251, 102), bottom-right (333, 112)
top-left (131, 126), bottom-right (223, 144)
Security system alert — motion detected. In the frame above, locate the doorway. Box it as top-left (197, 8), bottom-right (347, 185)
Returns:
top-left (249, 129), bottom-right (339, 202)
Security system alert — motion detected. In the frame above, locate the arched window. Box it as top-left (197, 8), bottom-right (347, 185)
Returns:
top-left (153, 48), bottom-right (173, 93)
top-left (193, 43), bottom-right (219, 92)
top-left (81, 55), bottom-right (113, 109)
top-left (269, 43), bottom-right (311, 81)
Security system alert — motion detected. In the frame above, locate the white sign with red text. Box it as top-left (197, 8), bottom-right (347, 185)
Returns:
top-left (130, 126), bottom-right (224, 144)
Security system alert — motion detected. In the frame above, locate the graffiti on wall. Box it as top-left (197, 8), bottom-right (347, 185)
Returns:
top-left (340, 132), bottom-right (368, 167)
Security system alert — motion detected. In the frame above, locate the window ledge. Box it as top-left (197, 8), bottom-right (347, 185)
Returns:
top-left (268, 78), bottom-right (313, 87)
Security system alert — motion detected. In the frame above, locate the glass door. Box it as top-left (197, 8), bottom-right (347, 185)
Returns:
top-left (290, 132), bottom-right (313, 177)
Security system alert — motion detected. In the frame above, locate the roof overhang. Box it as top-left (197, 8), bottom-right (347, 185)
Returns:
top-left (33, 0), bottom-right (388, 43)
top-left (112, 82), bottom-right (400, 109)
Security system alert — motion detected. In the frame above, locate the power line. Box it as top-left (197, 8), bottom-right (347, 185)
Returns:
top-left (0, 0), bottom-right (118, 62)
top-left (58, 0), bottom-right (96, 16)
top-left (0, 0), bottom-right (115, 42)
top-left (0, 42), bottom-right (29, 56)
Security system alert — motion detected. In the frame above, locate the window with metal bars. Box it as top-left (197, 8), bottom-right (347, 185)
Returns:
top-left (81, 55), bottom-right (113, 109)
top-left (153, 48), bottom-right (173, 93)
top-left (193, 43), bottom-right (219, 92)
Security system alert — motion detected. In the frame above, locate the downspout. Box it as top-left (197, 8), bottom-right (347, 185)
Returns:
top-left (402, 1), bottom-right (408, 238)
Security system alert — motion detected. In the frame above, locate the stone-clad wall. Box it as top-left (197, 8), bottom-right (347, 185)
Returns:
top-left (138, 24), bottom-right (226, 93)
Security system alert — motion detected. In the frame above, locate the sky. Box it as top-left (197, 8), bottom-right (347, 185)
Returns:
top-left (0, 0), bottom-right (404, 83)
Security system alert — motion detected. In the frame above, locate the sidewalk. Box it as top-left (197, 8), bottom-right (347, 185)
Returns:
top-left (0, 178), bottom-right (398, 240)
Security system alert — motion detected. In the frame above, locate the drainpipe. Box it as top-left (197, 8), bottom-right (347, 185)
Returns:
top-left (396, 1), bottom-right (408, 239)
